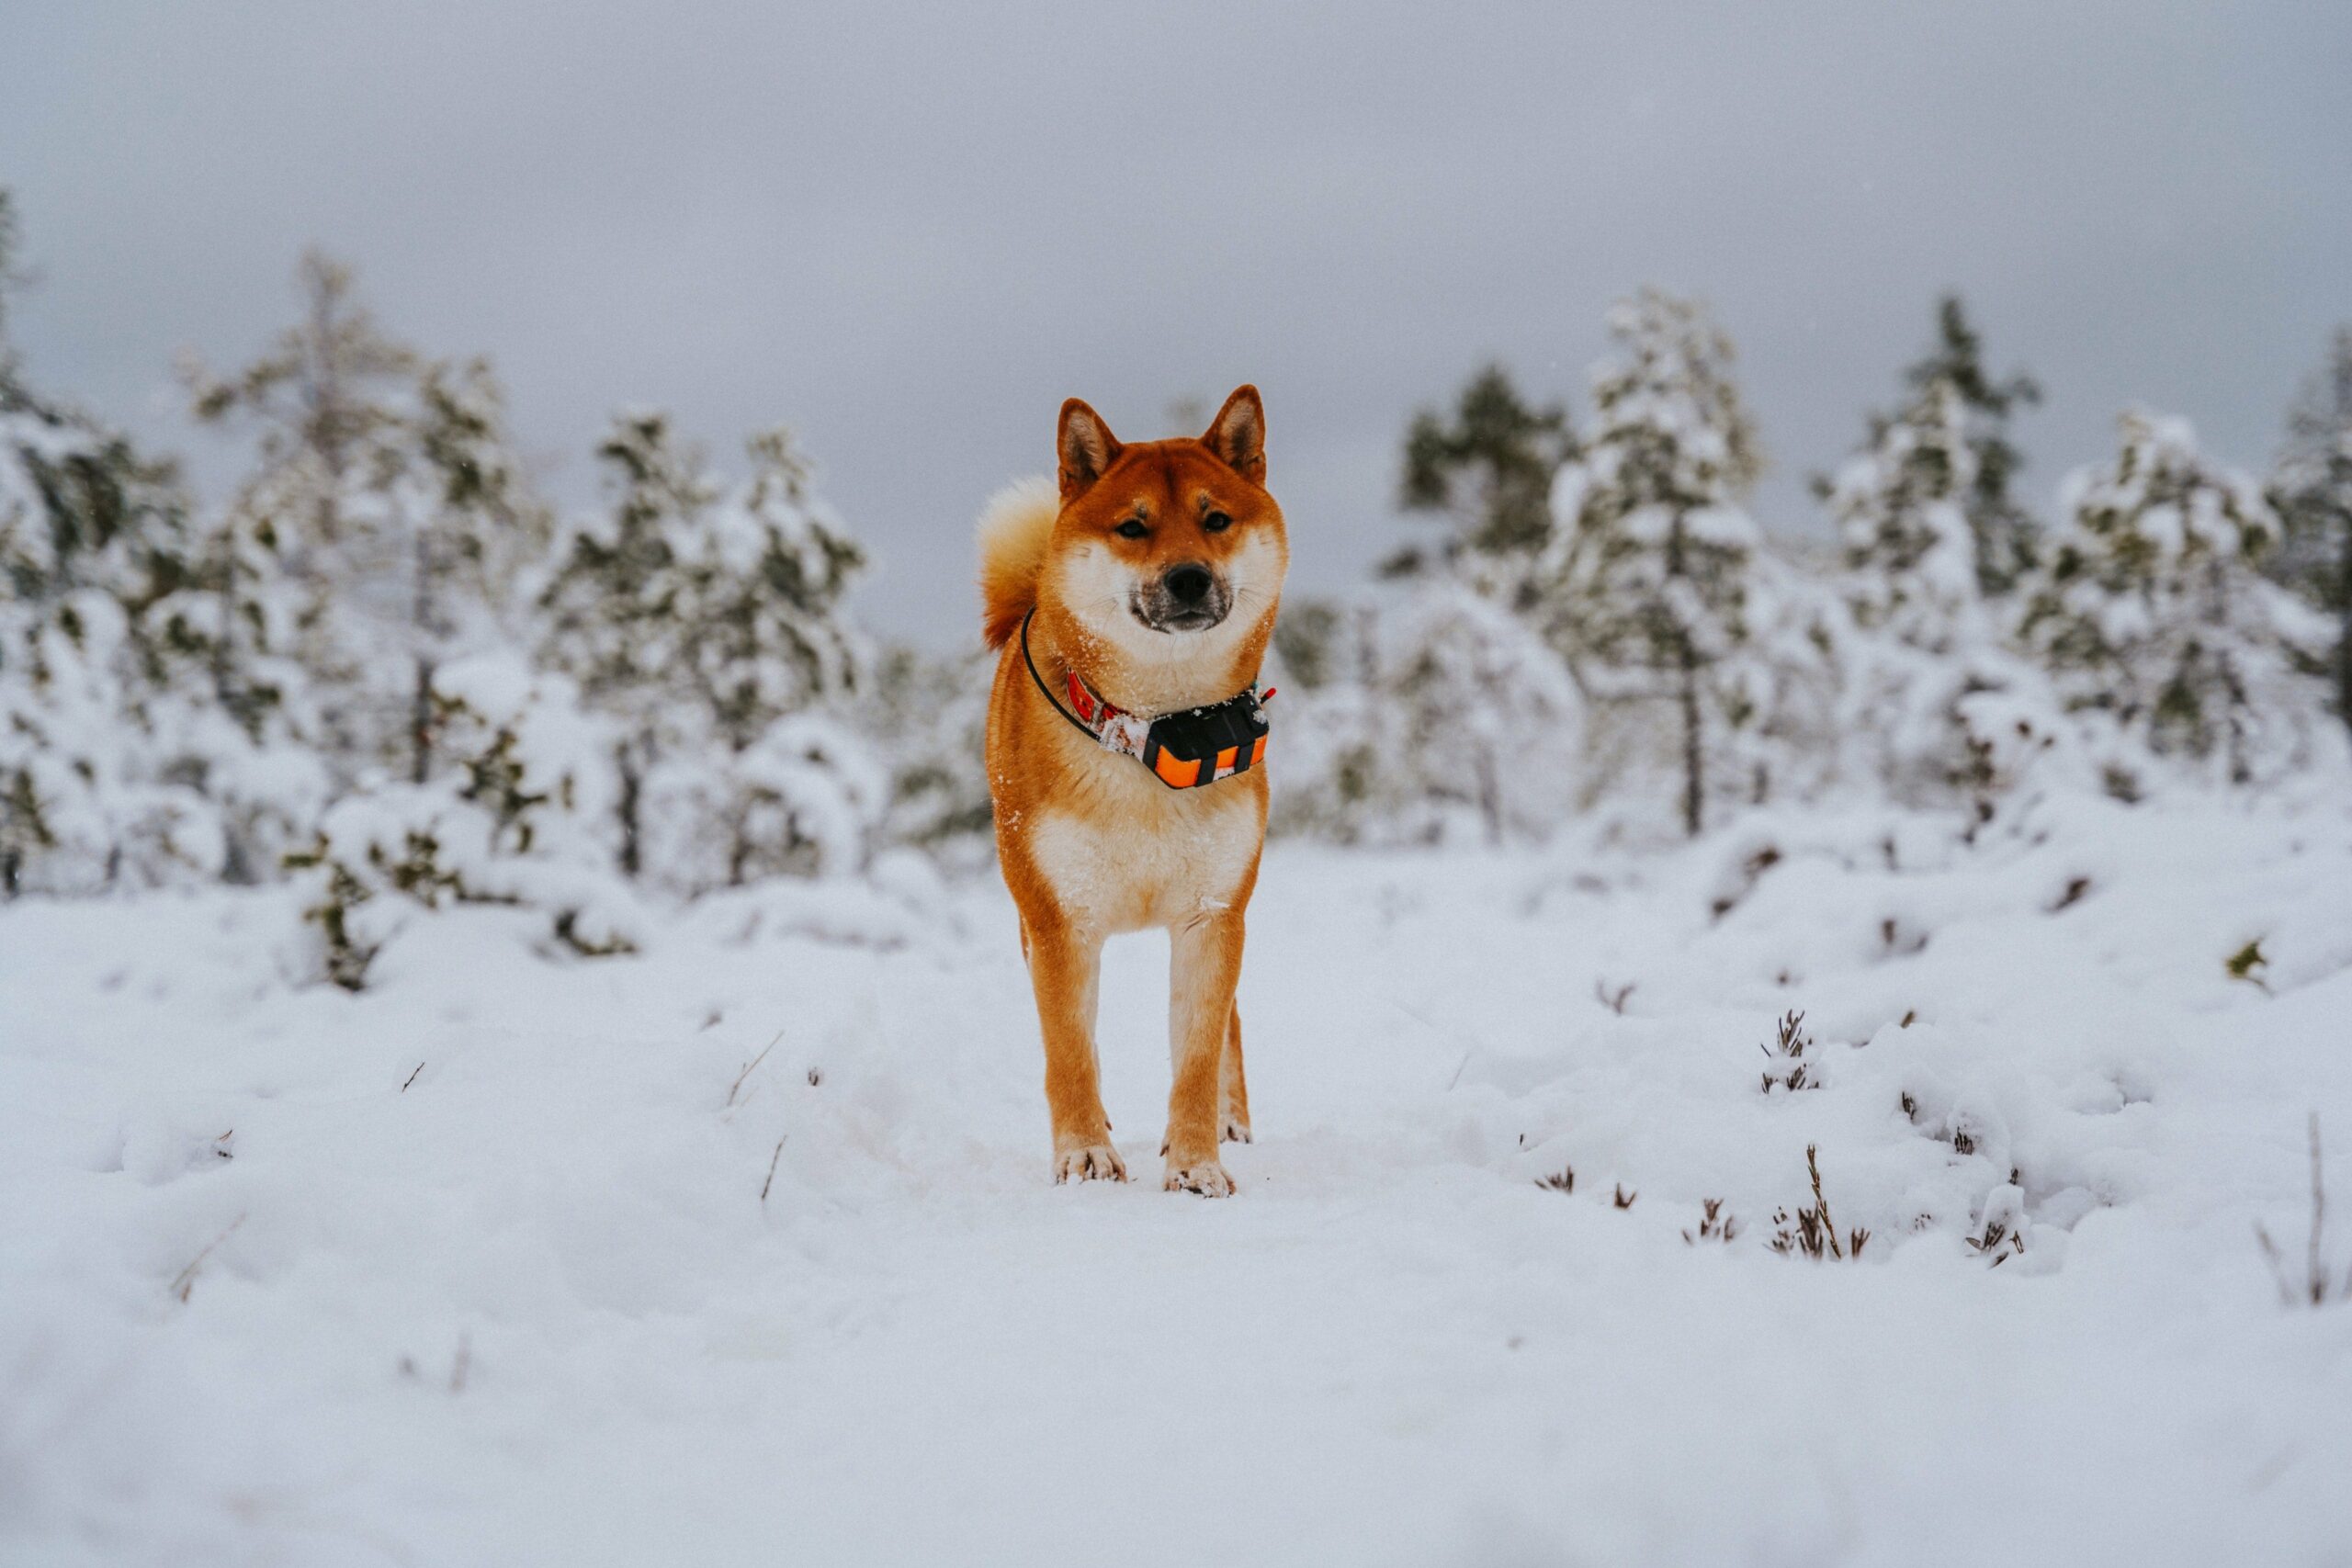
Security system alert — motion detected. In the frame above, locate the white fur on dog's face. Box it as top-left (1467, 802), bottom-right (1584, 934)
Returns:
top-left (1054, 531), bottom-right (1286, 672)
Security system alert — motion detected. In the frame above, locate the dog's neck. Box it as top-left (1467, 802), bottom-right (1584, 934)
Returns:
top-left (1028, 595), bottom-right (1273, 719)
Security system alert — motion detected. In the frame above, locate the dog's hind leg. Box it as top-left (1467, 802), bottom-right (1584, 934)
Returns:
top-left (1219, 1002), bottom-right (1252, 1145)
top-left (1024, 915), bottom-right (1125, 1184)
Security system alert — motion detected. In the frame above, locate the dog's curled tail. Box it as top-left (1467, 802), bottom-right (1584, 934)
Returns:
top-left (977, 476), bottom-right (1059, 650)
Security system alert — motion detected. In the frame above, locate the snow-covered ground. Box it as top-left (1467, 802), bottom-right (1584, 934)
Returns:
top-left (6, 794), bottom-right (2352, 1567)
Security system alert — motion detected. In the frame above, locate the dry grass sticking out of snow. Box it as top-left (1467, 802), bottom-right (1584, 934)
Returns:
top-left (4, 792), bottom-right (2352, 1566)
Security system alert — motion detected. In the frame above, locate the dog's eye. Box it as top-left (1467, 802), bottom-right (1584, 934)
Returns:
top-left (1114, 519), bottom-right (1148, 539)
top-left (1204, 511), bottom-right (1233, 534)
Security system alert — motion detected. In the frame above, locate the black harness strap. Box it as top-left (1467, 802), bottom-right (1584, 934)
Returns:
top-left (1019, 610), bottom-right (1109, 747)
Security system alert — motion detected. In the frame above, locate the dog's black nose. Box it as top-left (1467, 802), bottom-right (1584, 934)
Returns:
top-left (1166, 564), bottom-right (1214, 604)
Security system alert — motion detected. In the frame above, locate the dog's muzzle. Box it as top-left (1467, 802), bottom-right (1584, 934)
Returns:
top-left (1132, 562), bottom-right (1231, 633)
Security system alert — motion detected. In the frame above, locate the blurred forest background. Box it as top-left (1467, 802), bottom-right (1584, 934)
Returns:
top-left (4, 185), bottom-right (2348, 986)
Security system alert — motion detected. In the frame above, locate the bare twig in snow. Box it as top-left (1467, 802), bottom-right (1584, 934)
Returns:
top-left (2256, 1112), bottom-right (2345, 1307)
top-left (401, 1062), bottom-right (424, 1092)
top-left (727, 1030), bottom-right (784, 1108)
top-left (169, 1213), bottom-right (246, 1303)
top-left (1594, 978), bottom-right (1634, 1015)
top-left (1612, 1183), bottom-right (1637, 1209)
top-left (762, 1135), bottom-right (787, 1204)
top-left (2312, 1113), bottom-right (2328, 1303)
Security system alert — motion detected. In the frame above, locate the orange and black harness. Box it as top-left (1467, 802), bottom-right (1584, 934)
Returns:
top-left (1020, 610), bottom-right (1272, 790)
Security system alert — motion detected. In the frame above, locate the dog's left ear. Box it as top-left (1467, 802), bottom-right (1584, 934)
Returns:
top-left (1202, 385), bottom-right (1266, 485)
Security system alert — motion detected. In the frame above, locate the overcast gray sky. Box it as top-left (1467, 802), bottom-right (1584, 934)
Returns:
top-left (5, 1), bottom-right (2347, 644)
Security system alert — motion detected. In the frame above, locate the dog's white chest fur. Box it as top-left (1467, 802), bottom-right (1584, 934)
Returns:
top-left (1024, 763), bottom-right (1262, 933)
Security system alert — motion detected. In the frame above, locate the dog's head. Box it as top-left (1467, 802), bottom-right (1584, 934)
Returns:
top-left (1047, 387), bottom-right (1287, 662)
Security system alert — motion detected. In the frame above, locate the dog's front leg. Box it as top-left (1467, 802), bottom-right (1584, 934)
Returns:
top-left (1023, 914), bottom-right (1125, 1184)
top-left (1163, 909), bottom-right (1245, 1196)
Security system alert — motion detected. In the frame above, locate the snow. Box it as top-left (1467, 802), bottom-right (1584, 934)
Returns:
top-left (7, 793), bottom-right (2352, 1565)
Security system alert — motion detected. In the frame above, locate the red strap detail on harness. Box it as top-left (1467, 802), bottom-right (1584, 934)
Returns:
top-left (1064, 671), bottom-right (1123, 730)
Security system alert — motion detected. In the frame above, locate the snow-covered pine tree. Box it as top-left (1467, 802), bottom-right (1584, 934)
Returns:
top-left (1265, 598), bottom-right (1397, 842)
top-left (537, 410), bottom-right (715, 880)
top-left (185, 251), bottom-right (417, 782)
top-left (142, 482), bottom-right (334, 882)
top-left (1820, 296), bottom-right (2039, 642)
top-left (1396, 365), bottom-right (1574, 573)
top-left (2267, 326), bottom-right (2352, 739)
top-left (1817, 297), bottom-right (2062, 808)
top-left (663, 426), bottom-right (875, 887)
top-left (1539, 288), bottom-right (1773, 837)
top-left (676, 427), bottom-right (863, 753)
top-left (187, 252), bottom-right (545, 793)
top-left (403, 356), bottom-right (551, 780)
top-left (538, 414), bottom-right (880, 892)
top-left (1376, 574), bottom-right (1583, 842)
top-left (0, 192), bottom-right (226, 895)
top-left (1268, 581), bottom-right (1582, 845)
top-left (2022, 409), bottom-right (2329, 788)
top-left (866, 642), bottom-right (993, 860)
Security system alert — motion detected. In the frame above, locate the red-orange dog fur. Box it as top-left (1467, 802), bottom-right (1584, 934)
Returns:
top-left (978, 388), bottom-right (1287, 1195)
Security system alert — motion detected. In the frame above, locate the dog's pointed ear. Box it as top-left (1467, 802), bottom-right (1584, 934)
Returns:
top-left (1057, 399), bottom-right (1123, 500)
top-left (1203, 385), bottom-right (1266, 484)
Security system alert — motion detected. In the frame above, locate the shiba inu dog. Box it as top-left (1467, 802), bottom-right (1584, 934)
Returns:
top-left (978, 387), bottom-right (1287, 1196)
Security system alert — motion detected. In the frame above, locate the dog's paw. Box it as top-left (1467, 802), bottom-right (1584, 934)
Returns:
top-left (1162, 1157), bottom-right (1236, 1198)
top-left (1053, 1143), bottom-right (1128, 1185)
top-left (1220, 1113), bottom-right (1253, 1145)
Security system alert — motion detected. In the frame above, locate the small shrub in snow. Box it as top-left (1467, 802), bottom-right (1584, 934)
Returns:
top-left (1966, 1219), bottom-right (2026, 1267)
top-left (1533, 1164), bottom-right (1576, 1194)
top-left (1683, 1198), bottom-right (1740, 1246)
top-left (1758, 1008), bottom-right (1818, 1093)
top-left (285, 657), bottom-right (639, 988)
top-left (1769, 1145), bottom-right (1870, 1261)
top-left (285, 786), bottom-right (510, 989)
